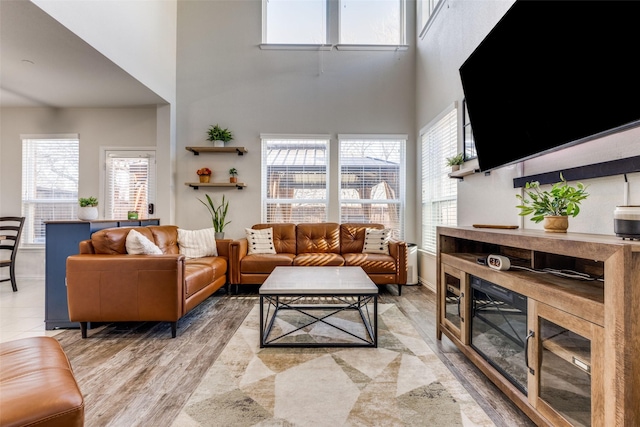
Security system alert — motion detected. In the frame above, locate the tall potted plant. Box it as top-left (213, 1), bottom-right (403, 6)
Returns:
top-left (515, 173), bottom-right (589, 232)
top-left (207, 124), bottom-right (234, 148)
top-left (78, 196), bottom-right (99, 221)
top-left (198, 194), bottom-right (230, 239)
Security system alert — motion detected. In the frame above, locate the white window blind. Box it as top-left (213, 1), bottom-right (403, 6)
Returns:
top-left (263, 0), bottom-right (327, 44)
top-left (21, 136), bottom-right (79, 245)
top-left (261, 136), bottom-right (329, 223)
top-left (104, 150), bottom-right (156, 220)
top-left (339, 135), bottom-right (406, 239)
top-left (421, 105), bottom-right (458, 254)
top-left (340, 0), bottom-right (405, 45)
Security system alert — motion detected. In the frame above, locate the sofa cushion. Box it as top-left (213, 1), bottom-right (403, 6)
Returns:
top-left (343, 252), bottom-right (397, 274)
top-left (362, 228), bottom-right (391, 254)
top-left (293, 253), bottom-right (345, 266)
top-left (126, 229), bottom-right (162, 255)
top-left (240, 253), bottom-right (295, 274)
top-left (340, 223), bottom-right (384, 254)
top-left (252, 223), bottom-right (297, 254)
top-left (149, 225), bottom-right (179, 254)
top-left (92, 227), bottom-right (155, 254)
top-left (178, 228), bottom-right (218, 259)
top-left (246, 228), bottom-right (276, 255)
top-left (296, 222), bottom-right (340, 254)
top-left (183, 257), bottom-right (227, 297)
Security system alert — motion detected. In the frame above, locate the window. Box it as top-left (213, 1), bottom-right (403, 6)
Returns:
top-left (21, 135), bottom-right (79, 245)
top-left (340, 0), bottom-right (405, 45)
top-left (339, 135), bottom-right (405, 239)
top-left (103, 149), bottom-right (156, 220)
top-left (261, 135), bottom-right (330, 223)
top-left (421, 104), bottom-right (458, 254)
top-left (263, 0), bottom-right (327, 44)
top-left (418, 0), bottom-right (443, 38)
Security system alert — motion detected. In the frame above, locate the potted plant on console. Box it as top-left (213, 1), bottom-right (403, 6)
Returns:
top-left (515, 173), bottom-right (589, 232)
top-left (78, 196), bottom-right (99, 221)
top-left (198, 194), bottom-right (230, 239)
top-left (207, 124), bottom-right (234, 147)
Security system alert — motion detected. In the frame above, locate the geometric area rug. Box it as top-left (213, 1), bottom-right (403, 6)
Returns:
top-left (171, 304), bottom-right (496, 427)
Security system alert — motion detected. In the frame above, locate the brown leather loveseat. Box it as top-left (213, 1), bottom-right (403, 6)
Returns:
top-left (65, 225), bottom-right (229, 338)
top-left (230, 222), bottom-right (407, 294)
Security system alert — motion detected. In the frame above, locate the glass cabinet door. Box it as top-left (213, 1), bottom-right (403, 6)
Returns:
top-left (528, 301), bottom-right (603, 427)
top-left (440, 265), bottom-right (468, 344)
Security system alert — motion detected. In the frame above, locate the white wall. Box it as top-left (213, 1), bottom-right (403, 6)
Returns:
top-left (0, 106), bottom-right (158, 278)
top-left (415, 0), bottom-right (640, 290)
top-left (175, 1), bottom-right (417, 240)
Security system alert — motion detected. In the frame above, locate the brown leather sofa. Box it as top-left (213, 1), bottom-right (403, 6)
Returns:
top-left (66, 225), bottom-right (229, 338)
top-left (230, 222), bottom-right (407, 294)
top-left (0, 336), bottom-right (84, 427)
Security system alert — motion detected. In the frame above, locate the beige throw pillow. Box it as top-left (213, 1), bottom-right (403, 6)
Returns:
top-left (125, 229), bottom-right (163, 255)
top-left (362, 228), bottom-right (391, 255)
top-left (177, 228), bottom-right (218, 259)
top-left (245, 228), bottom-right (276, 255)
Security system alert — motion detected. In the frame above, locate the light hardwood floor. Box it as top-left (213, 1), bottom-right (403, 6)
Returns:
top-left (0, 280), bottom-right (534, 426)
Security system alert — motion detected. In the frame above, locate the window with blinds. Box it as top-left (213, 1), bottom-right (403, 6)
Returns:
top-left (21, 136), bottom-right (79, 245)
top-left (421, 104), bottom-right (458, 254)
top-left (104, 150), bottom-right (156, 220)
top-left (339, 135), bottom-right (406, 239)
top-left (261, 136), bottom-right (329, 223)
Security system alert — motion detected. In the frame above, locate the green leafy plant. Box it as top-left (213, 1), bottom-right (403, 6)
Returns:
top-left (445, 153), bottom-right (465, 166)
top-left (515, 174), bottom-right (589, 223)
top-left (206, 124), bottom-right (233, 142)
top-left (79, 196), bottom-right (98, 207)
top-left (229, 168), bottom-right (238, 177)
top-left (198, 194), bottom-right (230, 232)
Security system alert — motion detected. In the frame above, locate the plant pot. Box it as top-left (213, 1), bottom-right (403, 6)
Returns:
top-left (543, 215), bottom-right (568, 233)
top-left (199, 175), bottom-right (211, 183)
top-left (451, 165), bottom-right (461, 172)
top-left (214, 232), bottom-right (225, 240)
top-left (213, 140), bottom-right (225, 148)
top-left (77, 206), bottom-right (98, 221)
top-left (229, 177), bottom-right (237, 183)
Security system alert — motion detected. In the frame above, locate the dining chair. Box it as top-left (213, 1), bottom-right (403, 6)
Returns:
top-left (0, 217), bottom-right (25, 292)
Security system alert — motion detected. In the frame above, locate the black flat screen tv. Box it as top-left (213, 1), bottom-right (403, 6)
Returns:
top-left (459, 0), bottom-right (640, 172)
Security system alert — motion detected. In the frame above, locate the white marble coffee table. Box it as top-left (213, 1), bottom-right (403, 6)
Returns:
top-left (259, 266), bottom-right (378, 348)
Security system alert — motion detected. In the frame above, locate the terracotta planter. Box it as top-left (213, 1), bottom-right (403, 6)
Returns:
top-left (543, 215), bottom-right (568, 233)
top-left (229, 177), bottom-right (237, 183)
top-left (199, 175), bottom-right (211, 183)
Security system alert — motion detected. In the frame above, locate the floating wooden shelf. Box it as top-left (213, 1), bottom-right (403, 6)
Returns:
top-left (185, 146), bottom-right (248, 156)
top-left (448, 166), bottom-right (480, 180)
top-left (186, 182), bottom-right (246, 190)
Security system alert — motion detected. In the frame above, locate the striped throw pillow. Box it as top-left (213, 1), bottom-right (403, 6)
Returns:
top-left (362, 228), bottom-right (390, 254)
top-left (246, 228), bottom-right (276, 255)
top-left (177, 228), bottom-right (218, 259)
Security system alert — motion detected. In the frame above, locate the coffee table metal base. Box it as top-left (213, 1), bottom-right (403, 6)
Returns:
top-left (260, 294), bottom-right (378, 348)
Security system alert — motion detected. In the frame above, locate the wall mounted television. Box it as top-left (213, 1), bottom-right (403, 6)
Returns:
top-left (459, 0), bottom-right (640, 173)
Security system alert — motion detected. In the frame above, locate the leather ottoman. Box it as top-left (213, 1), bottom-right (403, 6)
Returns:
top-left (0, 336), bottom-right (84, 427)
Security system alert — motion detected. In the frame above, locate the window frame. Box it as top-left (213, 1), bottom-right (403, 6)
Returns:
top-left (338, 0), bottom-right (406, 47)
top-left (338, 134), bottom-right (406, 239)
top-left (20, 134), bottom-right (79, 246)
top-left (261, 134), bottom-right (331, 224)
top-left (420, 103), bottom-right (458, 254)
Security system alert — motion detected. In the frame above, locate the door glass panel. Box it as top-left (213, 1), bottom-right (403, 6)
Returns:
top-left (443, 272), bottom-right (461, 329)
top-left (540, 318), bottom-right (591, 426)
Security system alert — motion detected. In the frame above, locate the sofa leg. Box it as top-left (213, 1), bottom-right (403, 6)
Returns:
top-left (80, 322), bottom-right (87, 338)
top-left (398, 284), bottom-right (402, 296)
top-left (171, 322), bottom-right (177, 338)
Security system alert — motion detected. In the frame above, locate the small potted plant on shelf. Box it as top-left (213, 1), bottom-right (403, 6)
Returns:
top-left (197, 167), bottom-right (212, 183)
top-left (229, 167), bottom-right (238, 183)
top-left (198, 194), bottom-right (230, 239)
top-left (515, 173), bottom-right (589, 233)
top-left (207, 124), bottom-right (234, 147)
top-left (78, 196), bottom-right (99, 221)
top-left (446, 153), bottom-right (465, 171)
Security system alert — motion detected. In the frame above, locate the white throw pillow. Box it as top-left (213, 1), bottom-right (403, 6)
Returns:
top-left (177, 228), bottom-right (218, 259)
top-left (362, 228), bottom-right (391, 255)
top-left (126, 229), bottom-right (163, 255)
top-left (245, 228), bottom-right (276, 255)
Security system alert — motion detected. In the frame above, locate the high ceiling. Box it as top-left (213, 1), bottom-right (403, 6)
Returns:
top-left (0, 0), bottom-right (166, 108)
